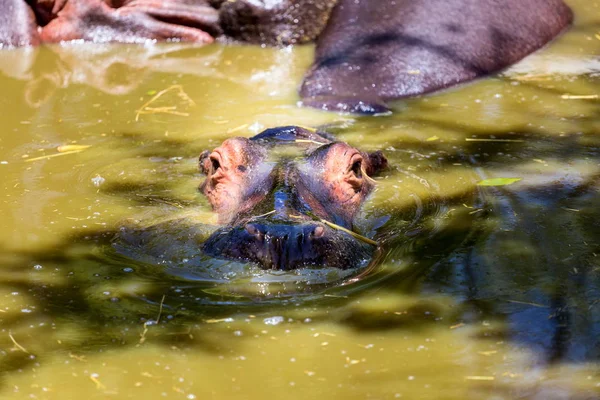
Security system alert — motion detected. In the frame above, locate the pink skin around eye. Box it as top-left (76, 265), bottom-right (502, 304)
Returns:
top-left (297, 142), bottom-right (374, 227)
top-left (200, 138), bottom-right (271, 225)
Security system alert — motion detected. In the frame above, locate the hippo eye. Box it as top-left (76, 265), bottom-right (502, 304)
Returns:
top-left (350, 160), bottom-right (363, 178)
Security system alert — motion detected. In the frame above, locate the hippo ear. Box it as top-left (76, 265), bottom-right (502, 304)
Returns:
top-left (366, 151), bottom-right (388, 176)
top-left (199, 150), bottom-right (210, 174)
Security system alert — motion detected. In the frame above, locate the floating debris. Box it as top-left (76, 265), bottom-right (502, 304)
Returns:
top-left (466, 138), bottom-right (524, 143)
top-left (91, 175), bottom-right (106, 187)
top-left (506, 299), bottom-right (547, 308)
top-left (69, 353), bottom-right (87, 362)
top-left (227, 124), bottom-right (249, 134)
top-left (560, 94), bottom-right (598, 100)
top-left (90, 373), bottom-right (106, 390)
top-left (465, 376), bottom-right (495, 381)
top-left (320, 219), bottom-right (377, 246)
top-left (139, 294), bottom-right (166, 345)
top-left (476, 178), bottom-right (522, 186)
top-left (295, 139), bottom-right (328, 145)
top-left (263, 316), bottom-right (285, 325)
top-left (296, 125), bottom-right (317, 132)
top-left (8, 331), bottom-right (30, 354)
top-left (204, 318), bottom-right (234, 324)
top-left (57, 144), bottom-right (91, 152)
top-left (135, 85), bottom-right (195, 121)
top-left (25, 145), bottom-right (90, 162)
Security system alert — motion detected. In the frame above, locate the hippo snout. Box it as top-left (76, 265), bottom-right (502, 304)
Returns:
top-left (202, 222), bottom-right (374, 271)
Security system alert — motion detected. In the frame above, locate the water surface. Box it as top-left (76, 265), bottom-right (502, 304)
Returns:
top-left (0, 0), bottom-right (599, 398)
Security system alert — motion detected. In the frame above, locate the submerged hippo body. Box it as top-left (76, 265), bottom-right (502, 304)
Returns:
top-left (199, 126), bottom-right (387, 270)
top-left (1, 0), bottom-right (572, 113)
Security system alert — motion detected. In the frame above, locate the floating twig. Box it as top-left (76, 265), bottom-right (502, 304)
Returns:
top-left (8, 331), bottom-right (30, 354)
top-left (465, 138), bottom-right (524, 143)
top-left (561, 94), bottom-right (598, 100)
top-left (512, 74), bottom-right (554, 82)
top-left (294, 139), bottom-right (327, 145)
top-left (135, 85), bottom-right (195, 121)
top-left (57, 144), bottom-right (91, 153)
top-left (319, 219), bottom-right (377, 246)
top-left (25, 149), bottom-right (86, 162)
top-left (139, 294), bottom-right (166, 344)
top-left (227, 124), bottom-right (249, 134)
top-left (204, 318), bottom-right (232, 324)
top-left (477, 178), bottom-right (522, 186)
top-left (247, 210), bottom-right (277, 221)
top-left (155, 294), bottom-right (166, 324)
top-left (465, 376), bottom-right (495, 381)
top-left (89, 374), bottom-right (106, 390)
top-left (506, 299), bottom-right (547, 308)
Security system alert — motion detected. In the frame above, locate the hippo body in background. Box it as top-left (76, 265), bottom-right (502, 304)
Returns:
top-left (300, 0), bottom-right (574, 113)
top-left (0, 0), bottom-right (573, 112)
top-left (217, 0), bottom-right (338, 45)
top-left (0, 0), bottom-right (40, 47)
top-left (30, 0), bottom-right (219, 44)
top-left (199, 126), bottom-right (387, 270)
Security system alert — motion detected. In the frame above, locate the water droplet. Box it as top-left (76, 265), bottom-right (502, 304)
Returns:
top-left (91, 175), bottom-right (106, 187)
top-left (263, 316), bottom-right (284, 326)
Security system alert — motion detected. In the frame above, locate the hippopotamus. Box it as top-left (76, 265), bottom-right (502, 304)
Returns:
top-left (0, 0), bottom-right (573, 113)
top-left (198, 125), bottom-right (387, 270)
top-left (300, 0), bottom-right (574, 113)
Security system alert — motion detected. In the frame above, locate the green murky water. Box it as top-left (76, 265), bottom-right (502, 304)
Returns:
top-left (0, 0), bottom-right (599, 398)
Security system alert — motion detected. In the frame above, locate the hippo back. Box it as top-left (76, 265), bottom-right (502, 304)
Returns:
top-left (300, 0), bottom-right (573, 113)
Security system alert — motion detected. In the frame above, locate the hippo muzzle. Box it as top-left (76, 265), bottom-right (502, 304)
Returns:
top-left (198, 126), bottom-right (387, 271)
top-left (203, 221), bottom-right (374, 270)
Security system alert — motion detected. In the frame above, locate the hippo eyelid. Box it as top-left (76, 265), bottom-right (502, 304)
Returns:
top-left (237, 165), bottom-right (247, 172)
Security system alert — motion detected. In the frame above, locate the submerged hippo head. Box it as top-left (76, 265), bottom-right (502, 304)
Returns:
top-left (199, 126), bottom-right (387, 270)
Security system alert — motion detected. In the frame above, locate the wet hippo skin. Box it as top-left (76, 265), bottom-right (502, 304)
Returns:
top-left (18, 0), bottom-right (333, 45)
top-left (1, 0), bottom-right (573, 114)
top-left (218, 0), bottom-right (337, 45)
top-left (199, 126), bottom-right (388, 270)
top-left (300, 0), bottom-right (574, 113)
top-left (38, 0), bottom-right (218, 44)
top-left (0, 0), bottom-right (40, 47)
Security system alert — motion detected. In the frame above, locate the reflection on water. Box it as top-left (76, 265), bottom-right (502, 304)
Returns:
top-left (0, 0), bottom-right (599, 398)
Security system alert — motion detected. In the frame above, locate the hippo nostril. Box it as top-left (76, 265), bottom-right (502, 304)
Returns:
top-left (245, 223), bottom-right (259, 236)
top-left (312, 226), bottom-right (325, 238)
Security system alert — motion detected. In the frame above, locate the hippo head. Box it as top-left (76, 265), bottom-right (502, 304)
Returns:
top-left (199, 126), bottom-right (387, 270)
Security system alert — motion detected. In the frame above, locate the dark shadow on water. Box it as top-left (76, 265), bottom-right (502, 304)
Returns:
top-left (3, 109), bottom-right (599, 383)
top-left (0, 41), bottom-right (598, 388)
